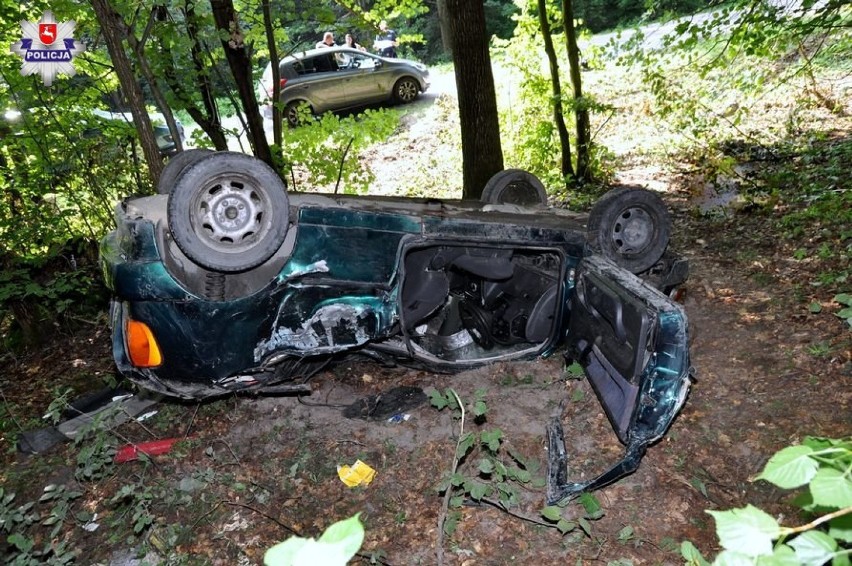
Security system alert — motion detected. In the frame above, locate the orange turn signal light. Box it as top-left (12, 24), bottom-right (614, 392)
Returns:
top-left (126, 319), bottom-right (162, 367)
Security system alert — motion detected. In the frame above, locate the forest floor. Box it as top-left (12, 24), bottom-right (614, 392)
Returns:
top-left (0, 67), bottom-right (850, 565)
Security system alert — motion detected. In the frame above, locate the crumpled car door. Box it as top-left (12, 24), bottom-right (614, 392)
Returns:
top-left (547, 254), bottom-right (691, 503)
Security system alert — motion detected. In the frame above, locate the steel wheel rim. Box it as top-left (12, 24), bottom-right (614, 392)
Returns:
top-left (191, 175), bottom-right (268, 253)
top-left (610, 206), bottom-right (654, 256)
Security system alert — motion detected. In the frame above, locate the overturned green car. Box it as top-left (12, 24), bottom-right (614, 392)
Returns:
top-left (100, 151), bottom-right (691, 501)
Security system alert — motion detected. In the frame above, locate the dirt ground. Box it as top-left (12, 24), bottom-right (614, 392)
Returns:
top-left (1, 76), bottom-right (850, 565)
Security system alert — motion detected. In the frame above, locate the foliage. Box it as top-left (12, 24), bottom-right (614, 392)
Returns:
top-left (0, 485), bottom-right (81, 565)
top-left (683, 437), bottom-right (852, 565)
top-left (264, 513), bottom-right (365, 566)
top-left (280, 108), bottom-right (398, 194)
top-left (494, 0), bottom-right (614, 196)
top-left (430, 388), bottom-right (604, 539)
top-left (833, 294), bottom-right (852, 330)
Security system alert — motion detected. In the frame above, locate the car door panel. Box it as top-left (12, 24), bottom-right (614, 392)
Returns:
top-left (567, 254), bottom-right (689, 444)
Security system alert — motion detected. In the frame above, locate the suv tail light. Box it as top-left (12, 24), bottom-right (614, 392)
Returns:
top-left (280, 77), bottom-right (288, 91)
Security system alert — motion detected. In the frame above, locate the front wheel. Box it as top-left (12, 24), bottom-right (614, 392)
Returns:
top-left (587, 187), bottom-right (671, 274)
top-left (393, 77), bottom-right (419, 104)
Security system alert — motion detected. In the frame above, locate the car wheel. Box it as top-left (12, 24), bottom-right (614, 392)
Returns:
top-left (587, 187), bottom-right (671, 274)
top-left (393, 77), bottom-right (419, 104)
top-left (157, 148), bottom-right (213, 195)
top-left (167, 152), bottom-right (290, 273)
top-left (284, 101), bottom-right (310, 128)
top-left (481, 169), bottom-right (548, 206)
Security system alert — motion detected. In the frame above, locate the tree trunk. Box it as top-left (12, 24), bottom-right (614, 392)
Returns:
top-left (182, 0), bottom-right (229, 150)
top-left (436, 0), bottom-right (453, 55)
top-left (209, 0), bottom-right (273, 166)
top-left (124, 8), bottom-right (184, 154)
top-left (537, 0), bottom-right (575, 186)
top-left (262, 0), bottom-right (282, 151)
top-left (562, 0), bottom-right (591, 182)
top-left (91, 0), bottom-right (164, 187)
top-left (445, 0), bottom-right (504, 200)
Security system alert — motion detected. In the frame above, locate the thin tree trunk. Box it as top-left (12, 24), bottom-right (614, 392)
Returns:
top-left (209, 0), bottom-right (273, 166)
top-left (262, 0), bottom-right (281, 150)
top-left (563, 0), bottom-right (591, 182)
top-left (91, 0), bottom-right (164, 187)
top-left (125, 8), bottom-right (184, 153)
top-left (537, 0), bottom-right (575, 186)
top-left (445, 0), bottom-right (504, 199)
top-left (436, 0), bottom-right (453, 55)
top-left (183, 0), bottom-right (228, 150)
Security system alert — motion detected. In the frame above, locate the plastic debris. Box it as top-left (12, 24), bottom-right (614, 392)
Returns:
top-left (386, 413), bottom-right (411, 424)
top-left (135, 410), bottom-right (158, 422)
top-left (337, 460), bottom-right (376, 487)
top-left (115, 438), bottom-right (180, 463)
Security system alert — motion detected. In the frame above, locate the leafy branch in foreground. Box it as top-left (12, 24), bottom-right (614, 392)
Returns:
top-left (683, 436), bottom-right (852, 565)
top-left (430, 387), bottom-right (604, 564)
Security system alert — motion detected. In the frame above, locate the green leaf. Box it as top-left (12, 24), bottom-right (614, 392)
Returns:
top-left (478, 458), bottom-right (494, 475)
top-left (578, 517), bottom-right (592, 537)
top-left (556, 519), bottom-right (576, 534)
top-left (789, 530), bottom-right (837, 565)
top-left (833, 293), bottom-right (852, 306)
top-left (457, 433), bottom-right (475, 458)
top-left (8, 533), bottom-right (34, 552)
top-left (756, 544), bottom-right (801, 566)
top-left (808, 302), bottom-right (822, 313)
top-left (450, 473), bottom-right (466, 487)
top-left (541, 505), bottom-right (562, 522)
top-left (429, 389), bottom-right (448, 410)
top-left (810, 467), bottom-right (852, 508)
top-left (714, 550), bottom-right (761, 566)
top-left (579, 492), bottom-right (603, 518)
top-left (756, 445), bottom-right (818, 489)
top-left (565, 361), bottom-right (584, 378)
top-left (681, 540), bottom-right (710, 566)
top-left (707, 505), bottom-right (780, 557)
top-left (829, 513), bottom-right (852, 543)
top-left (617, 525), bottom-right (634, 542)
top-left (480, 429), bottom-right (503, 452)
top-left (317, 513), bottom-right (365, 560)
top-left (571, 388), bottom-right (585, 402)
top-left (468, 481), bottom-right (490, 501)
top-left (473, 400), bottom-right (487, 417)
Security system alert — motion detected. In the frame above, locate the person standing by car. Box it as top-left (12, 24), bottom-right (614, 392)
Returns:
top-left (373, 21), bottom-right (397, 58)
top-left (316, 31), bottom-right (335, 48)
top-left (345, 33), bottom-right (366, 51)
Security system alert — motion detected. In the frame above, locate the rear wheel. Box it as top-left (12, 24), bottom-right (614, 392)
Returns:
top-left (158, 148), bottom-right (214, 195)
top-left (481, 169), bottom-right (548, 207)
top-left (284, 101), bottom-right (311, 128)
top-left (167, 152), bottom-right (290, 272)
top-left (393, 77), bottom-right (419, 104)
top-left (587, 187), bottom-right (671, 274)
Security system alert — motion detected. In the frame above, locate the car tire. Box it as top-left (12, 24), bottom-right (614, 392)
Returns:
top-left (587, 187), bottom-right (671, 274)
top-left (481, 169), bottom-right (548, 206)
top-left (393, 77), bottom-right (419, 104)
top-left (284, 101), bottom-right (310, 128)
top-left (167, 152), bottom-right (290, 273)
top-left (157, 148), bottom-right (214, 195)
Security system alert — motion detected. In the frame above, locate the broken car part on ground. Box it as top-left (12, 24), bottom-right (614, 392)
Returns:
top-left (100, 151), bottom-right (692, 500)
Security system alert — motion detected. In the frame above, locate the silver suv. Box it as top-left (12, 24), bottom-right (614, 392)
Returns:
top-left (258, 46), bottom-right (430, 126)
